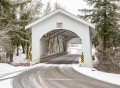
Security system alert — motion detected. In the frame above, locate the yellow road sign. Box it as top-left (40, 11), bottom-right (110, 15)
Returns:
top-left (81, 55), bottom-right (84, 63)
top-left (29, 53), bottom-right (32, 61)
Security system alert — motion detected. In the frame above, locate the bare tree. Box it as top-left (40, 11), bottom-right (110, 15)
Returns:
top-left (43, 1), bottom-right (51, 16)
top-left (0, 24), bottom-right (15, 62)
top-left (54, 2), bottom-right (65, 10)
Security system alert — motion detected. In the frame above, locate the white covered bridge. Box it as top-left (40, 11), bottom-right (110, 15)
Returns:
top-left (25, 9), bottom-right (95, 67)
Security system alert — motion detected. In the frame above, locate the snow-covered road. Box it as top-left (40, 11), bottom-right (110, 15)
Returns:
top-left (12, 55), bottom-right (120, 88)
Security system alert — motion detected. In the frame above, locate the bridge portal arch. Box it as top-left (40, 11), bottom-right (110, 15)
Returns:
top-left (40, 29), bottom-right (80, 56)
top-left (25, 9), bottom-right (95, 67)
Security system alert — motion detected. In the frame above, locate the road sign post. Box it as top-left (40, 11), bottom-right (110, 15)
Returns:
top-left (29, 53), bottom-right (32, 61)
top-left (79, 52), bottom-right (84, 67)
top-left (81, 52), bottom-right (84, 63)
top-left (81, 55), bottom-right (84, 63)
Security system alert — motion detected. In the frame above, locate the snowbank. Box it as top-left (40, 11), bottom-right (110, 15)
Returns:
top-left (0, 79), bottom-right (12, 88)
top-left (0, 63), bottom-right (48, 88)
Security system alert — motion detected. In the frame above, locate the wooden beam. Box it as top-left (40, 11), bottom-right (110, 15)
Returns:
top-left (63, 37), bottom-right (77, 42)
top-left (45, 30), bottom-right (66, 40)
top-left (44, 29), bottom-right (63, 38)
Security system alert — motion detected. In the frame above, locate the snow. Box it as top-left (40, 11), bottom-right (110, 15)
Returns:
top-left (68, 44), bottom-right (82, 54)
top-left (13, 48), bottom-right (29, 64)
top-left (0, 62), bottom-right (120, 87)
top-left (0, 47), bottom-right (30, 88)
top-left (0, 45), bottom-right (120, 87)
top-left (13, 54), bottom-right (28, 63)
top-left (0, 63), bottom-right (26, 88)
top-left (0, 63), bottom-right (70, 88)
top-left (0, 63), bottom-right (49, 77)
top-left (93, 55), bottom-right (99, 67)
top-left (0, 79), bottom-right (12, 88)
top-left (68, 44), bottom-right (96, 55)
top-left (0, 63), bottom-right (48, 88)
top-left (0, 63), bottom-right (28, 76)
top-left (92, 47), bottom-right (96, 55)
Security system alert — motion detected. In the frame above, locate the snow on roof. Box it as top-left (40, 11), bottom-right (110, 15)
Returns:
top-left (25, 9), bottom-right (95, 29)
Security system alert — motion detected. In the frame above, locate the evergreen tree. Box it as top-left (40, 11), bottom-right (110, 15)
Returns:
top-left (0, 0), bottom-right (14, 62)
top-left (0, 0), bottom-right (31, 61)
top-left (8, 0), bottom-right (31, 57)
top-left (0, 0), bottom-right (43, 61)
top-left (79, 0), bottom-right (120, 59)
top-left (18, 0), bottom-right (43, 59)
top-left (79, 0), bottom-right (120, 73)
top-left (19, 13), bottom-right (28, 53)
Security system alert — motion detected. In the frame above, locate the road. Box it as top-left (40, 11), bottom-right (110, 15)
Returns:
top-left (13, 55), bottom-right (120, 88)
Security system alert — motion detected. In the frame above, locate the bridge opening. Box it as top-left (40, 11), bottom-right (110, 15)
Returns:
top-left (40, 29), bottom-right (82, 63)
top-left (67, 38), bottom-right (82, 54)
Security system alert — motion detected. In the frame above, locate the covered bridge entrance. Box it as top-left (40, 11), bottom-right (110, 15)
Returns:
top-left (25, 9), bottom-right (95, 67)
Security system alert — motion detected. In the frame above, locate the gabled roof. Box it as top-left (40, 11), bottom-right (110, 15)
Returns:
top-left (25, 9), bottom-right (95, 29)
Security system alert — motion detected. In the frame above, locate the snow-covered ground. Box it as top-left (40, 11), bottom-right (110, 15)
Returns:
top-left (0, 63), bottom-right (48, 88)
top-left (0, 64), bottom-right (25, 88)
top-left (0, 62), bottom-right (120, 88)
top-left (0, 62), bottom-right (120, 87)
top-left (13, 48), bottom-right (29, 65)
top-left (13, 53), bottom-right (29, 64)
top-left (0, 79), bottom-right (12, 88)
top-left (0, 45), bottom-right (120, 87)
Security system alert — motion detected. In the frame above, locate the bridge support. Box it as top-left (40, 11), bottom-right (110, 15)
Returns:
top-left (82, 29), bottom-right (93, 67)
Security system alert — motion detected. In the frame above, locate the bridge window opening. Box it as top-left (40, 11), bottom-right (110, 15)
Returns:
top-left (56, 22), bottom-right (63, 28)
top-left (67, 38), bottom-right (82, 54)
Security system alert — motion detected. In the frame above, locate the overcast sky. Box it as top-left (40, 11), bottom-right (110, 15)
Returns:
top-left (41, 0), bottom-right (89, 15)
